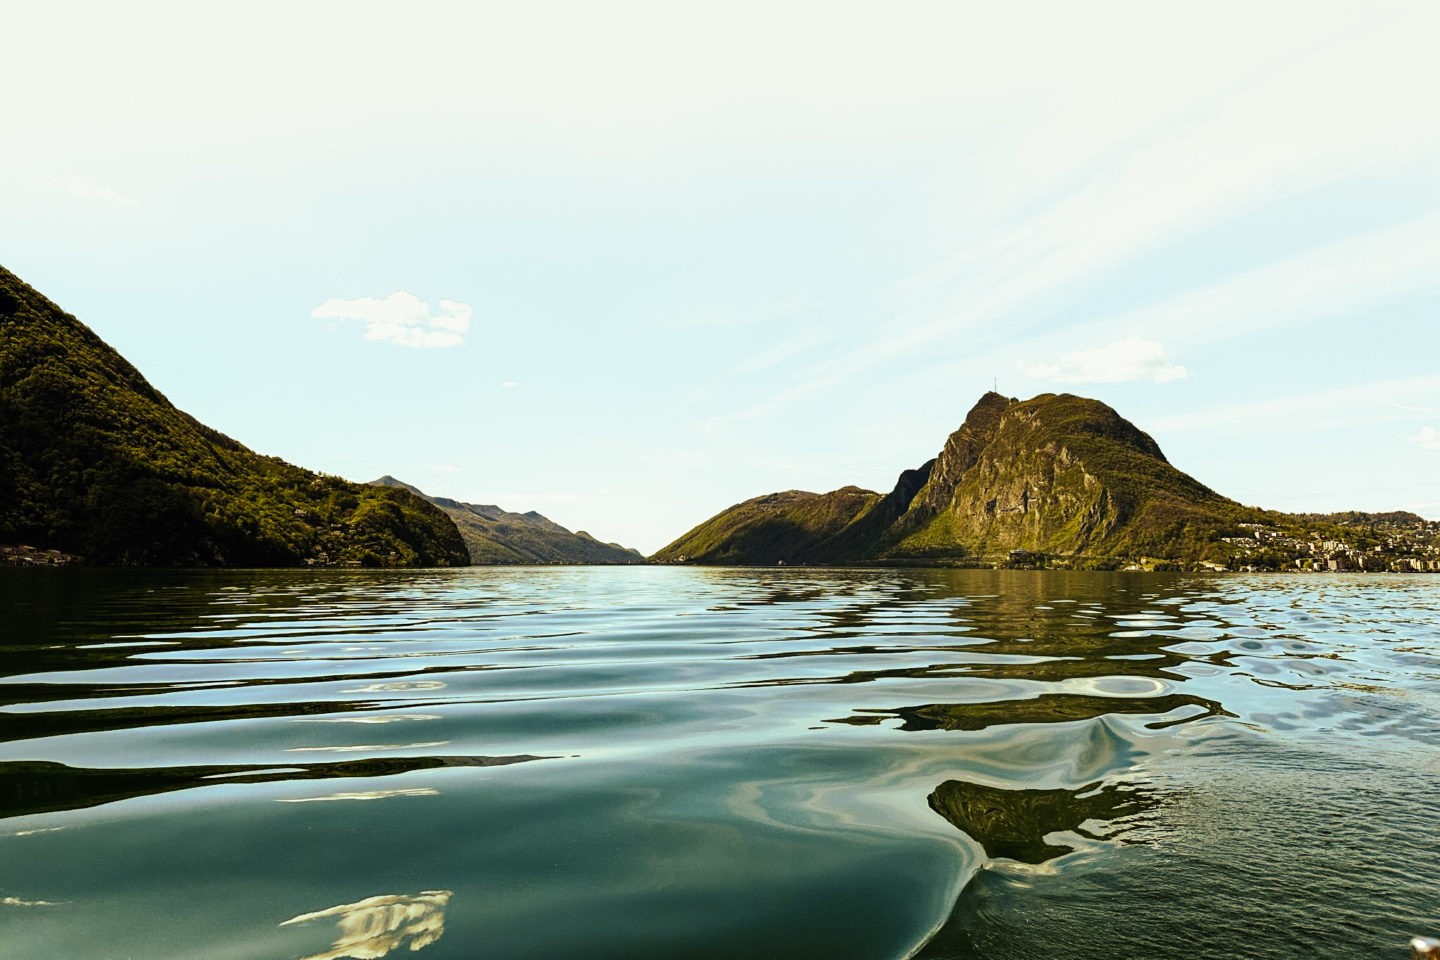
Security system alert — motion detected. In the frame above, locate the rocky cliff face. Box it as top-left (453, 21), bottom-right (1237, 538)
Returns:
top-left (654, 391), bottom-right (1251, 565)
top-left (916, 390), bottom-right (1012, 514)
top-left (898, 409), bottom-right (1122, 556)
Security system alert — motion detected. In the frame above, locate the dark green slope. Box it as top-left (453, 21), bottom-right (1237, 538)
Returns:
top-left (0, 266), bottom-right (467, 567)
top-left (651, 487), bottom-right (881, 564)
top-left (370, 476), bottom-right (643, 564)
top-left (806, 463), bottom-right (933, 562)
top-left (653, 391), bottom-right (1270, 566)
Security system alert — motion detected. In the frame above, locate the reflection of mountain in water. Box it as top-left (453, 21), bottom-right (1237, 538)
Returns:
top-left (281, 890), bottom-right (452, 960)
top-left (0, 755), bottom-right (545, 820)
top-left (738, 574), bottom-right (1238, 695)
top-left (831, 692), bottom-right (1232, 731)
top-left (928, 779), bottom-right (1157, 864)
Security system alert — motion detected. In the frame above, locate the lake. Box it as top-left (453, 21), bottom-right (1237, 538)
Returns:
top-left (1, 567), bottom-right (1437, 959)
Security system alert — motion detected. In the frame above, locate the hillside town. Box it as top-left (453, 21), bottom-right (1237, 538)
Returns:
top-left (999, 514), bottom-right (1440, 573)
top-left (1219, 516), bottom-right (1440, 573)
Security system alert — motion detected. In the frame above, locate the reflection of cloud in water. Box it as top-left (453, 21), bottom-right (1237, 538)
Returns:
top-left (2, 896), bottom-right (62, 906)
top-left (279, 787), bottom-right (438, 803)
top-left (281, 890), bottom-right (452, 960)
top-left (202, 767), bottom-right (307, 780)
top-left (294, 715), bottom-right (441, 725)
top-left (287, 742), bottom-right (450, 753)
top-left (343, 681), bottom-right (447, 693)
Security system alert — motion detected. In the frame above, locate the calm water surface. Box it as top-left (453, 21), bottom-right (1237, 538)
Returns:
top-left (1, 568), bottom-right (1437, 959)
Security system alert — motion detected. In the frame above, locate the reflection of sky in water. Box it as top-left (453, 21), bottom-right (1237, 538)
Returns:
top-left (282, 890), bottom-right (451, 960)
top-left (0, 569), bottom-right (1436, 958)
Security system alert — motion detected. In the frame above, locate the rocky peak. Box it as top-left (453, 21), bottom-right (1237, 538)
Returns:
top-left (918, 391), bottom-right (1016, 513)
top-left (370, 475), bottom-right (427, 496)
top-left (1011, 393), bottom-right (1168, 463)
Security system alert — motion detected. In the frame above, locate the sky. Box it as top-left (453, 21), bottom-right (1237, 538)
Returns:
top-left (3, 1), bottom-right (1439, 553)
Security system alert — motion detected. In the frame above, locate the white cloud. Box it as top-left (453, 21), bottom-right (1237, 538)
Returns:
top-left (312, 292), bottom-right (472, 348)
top-left (1023, 337), bottom-right (1189, 384)
top-left (56, 175), bottom-right (134, 206)
top-left (1409, 426), bottom-right (1440, 452)
top-left (500, 380), bottom-right (518, 388)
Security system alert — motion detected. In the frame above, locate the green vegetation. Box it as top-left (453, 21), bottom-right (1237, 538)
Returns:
top-left (0, 266), bottom-right (468, 567)
top-left (370, 476), bottom-right (643, 564)
top-left (890, 392), bottom-right (1246, 562)
top-left (651, 487), bottom-right (880, 564)
top-left (652, 390), bottom-right (1434, 570)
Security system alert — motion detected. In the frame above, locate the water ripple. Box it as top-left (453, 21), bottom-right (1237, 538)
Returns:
top-left (1, 568), bottom-right (1437, 959)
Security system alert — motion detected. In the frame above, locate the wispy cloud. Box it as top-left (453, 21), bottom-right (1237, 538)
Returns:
top-left (733, 328), bottom-right (833, 376)
top-left (1097, 212), bottom-right (1440, 350)
top-left (313, 292), bottom-right (472, 348)
top-left (704, 374), bottom-right (840, 430)
top-left (1148, 375), bottom-right (1440, 437)
top-left (56, 175), bottom-right (134, 206)
top-left (484, 492), bottom-right (614, 505)
top-left (1023, 337), bottom-right (1188, 384)
top-left (1409, 426), bottom-right (1440, 452)
top-left (728, 14), bottom-right (1440, 417)
top-left (500, 380), bottom-right (518, 388)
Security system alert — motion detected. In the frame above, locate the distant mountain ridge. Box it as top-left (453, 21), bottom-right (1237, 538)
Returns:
top-left (6, 261), bottom-right (1429, 571)
top-left (370, 476), bottom-right (643, 565)
top-left (652, 391), bottom-right (1390, 568)
top-left (0, 266), bottom-right (467, 567)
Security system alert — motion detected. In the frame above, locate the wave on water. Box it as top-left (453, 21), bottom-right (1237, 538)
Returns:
top-left (1, 568), bottom-right (1438, 959)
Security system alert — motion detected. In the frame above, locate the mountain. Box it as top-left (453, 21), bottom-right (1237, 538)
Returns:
top-left (370, 476), bottom-right (643, 565)
top-left (646, 487), bottom-right (882, 566)
top-left (0, 265), bottom-right (468, 567)
top-left (652, 391), bottom-right (1274, 567)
